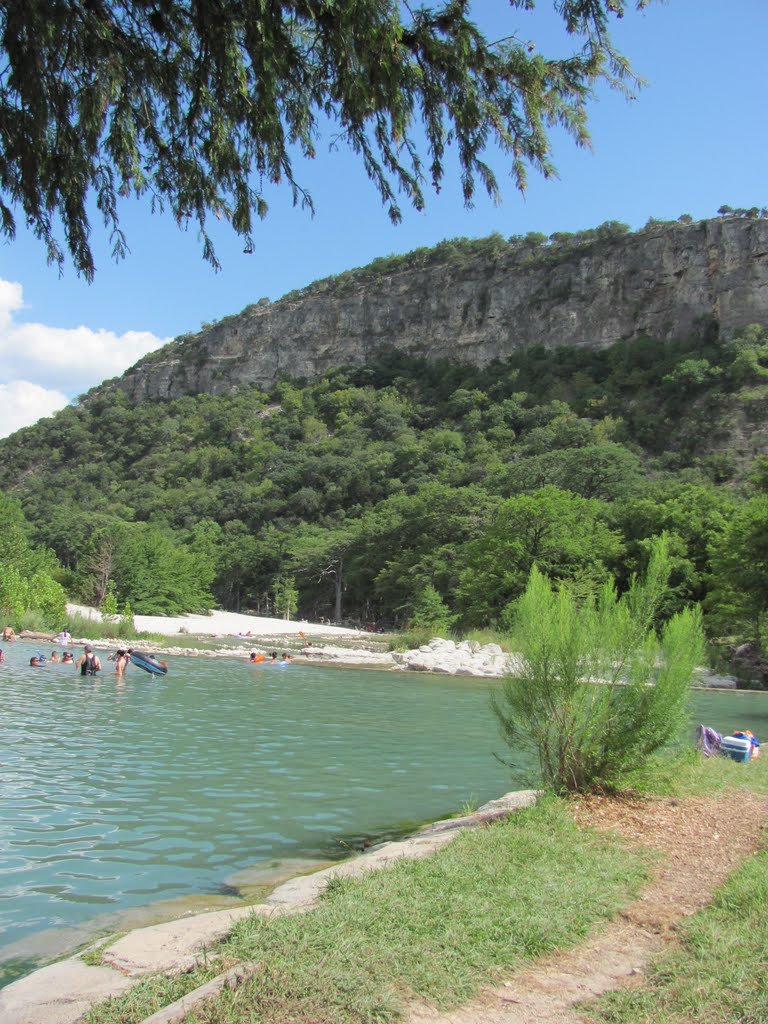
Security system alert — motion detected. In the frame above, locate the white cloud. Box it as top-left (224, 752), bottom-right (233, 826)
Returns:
top-left (0, 277), bottom-right (171, 438)
top-left (0, 380), bottom-right (71, 438)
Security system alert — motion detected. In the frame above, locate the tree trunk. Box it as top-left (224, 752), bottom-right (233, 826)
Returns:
top-left (334, 556), bottom-right (343, 623)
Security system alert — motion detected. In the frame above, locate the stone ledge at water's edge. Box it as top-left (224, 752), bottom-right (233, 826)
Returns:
top-left (0, 791), bottom-right (539, 1024)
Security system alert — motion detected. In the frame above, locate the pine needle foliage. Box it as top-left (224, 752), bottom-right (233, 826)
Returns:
top-left (0, 1), bottom-right (645, 276)
top-left (493, 536), bottom-right (704, 794)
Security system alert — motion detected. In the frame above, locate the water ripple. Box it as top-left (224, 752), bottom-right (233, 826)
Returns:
top-left (0, 644), bottom-right (533, 985)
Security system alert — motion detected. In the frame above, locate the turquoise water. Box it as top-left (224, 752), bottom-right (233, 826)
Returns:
top-left (0, 643), bottom-right (513, 984)
top-left (1, 641), bottom-right (767, 988)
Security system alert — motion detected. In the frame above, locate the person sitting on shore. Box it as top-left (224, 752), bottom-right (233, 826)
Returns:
top-left (3, 625), bottom-right (15, 642)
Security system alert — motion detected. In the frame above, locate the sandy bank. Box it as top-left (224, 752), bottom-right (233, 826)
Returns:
top-left (66, 603), bottom-right (367, 639)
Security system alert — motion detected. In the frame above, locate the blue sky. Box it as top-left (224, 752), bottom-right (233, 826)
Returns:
top-left (0, 0), bottom-right (765, 435)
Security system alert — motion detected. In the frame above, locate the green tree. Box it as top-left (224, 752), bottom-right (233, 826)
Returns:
top-left (85, 523), bottom-right (215, 615)
top-left (503, 442), bottom-right (642, 500)
top-left (100, 583), bottom-right (119, 623)
top-left (361, 483), bottom-right (500, 620)
top-left (0, 493), bottom-right (36, 572)
top-left (272, 575), bottom-right (299, 621)
top-left (1, 1), bottom-right (644, 276)
top-left (0, 564), bottom-right (28, 622)
top-left (29, 571), bottom-right (67, 624)
top-left (0, 492), bottom-right (66, 625)
top-left (456, 486), bottom-right (622, 627)
top-left (408, 584), bottom-right (456, 636)
top-left (119, 600), bottom-right (136, 635)
top-left (288, 519), bottom-right (363, 623)
top-left (707, 496), bottom-right (768, 645)
top-left (611, 481), bottom-right (735, 606)
top-left (493, 537), bottom-right (704, 794)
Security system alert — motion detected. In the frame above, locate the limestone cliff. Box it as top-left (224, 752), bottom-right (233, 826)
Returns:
top-left (118, 217), bottom-right (768, 401)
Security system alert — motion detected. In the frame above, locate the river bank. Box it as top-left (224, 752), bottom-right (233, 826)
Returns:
top-left (25, 619), bottom-right (744, 685)
top-left (0, 790), bottom-right (540, 1023)
top-left (5, 779), bottom-right (767, 1024)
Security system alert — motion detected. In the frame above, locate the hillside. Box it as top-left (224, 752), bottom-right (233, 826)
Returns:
top-left (0, 217), bottom-right (767, 672)
top-left (109, 216), bottom-right (768, 402)
top-left (1, 320), bottom-right (768, 661)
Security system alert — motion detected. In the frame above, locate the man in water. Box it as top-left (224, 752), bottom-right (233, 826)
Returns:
top-left (76, 645), bottom-right (102, 675)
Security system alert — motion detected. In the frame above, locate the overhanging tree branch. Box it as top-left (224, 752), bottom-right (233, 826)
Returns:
top-left (0, 0), bottom-right (650, 277)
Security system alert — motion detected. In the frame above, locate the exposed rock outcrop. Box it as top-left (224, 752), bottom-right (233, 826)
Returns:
top-left (115, 217), bottom-right (768, 402)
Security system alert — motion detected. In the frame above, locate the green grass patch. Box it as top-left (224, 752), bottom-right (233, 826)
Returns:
top-left (586, 842), bottom-right (768, 1024)
top-left (625, 749), bottom-right (768, 798)
top-left (459, 628), bottom-right (511, 650)
top-left (84, 798), bottom-right (648, 1024)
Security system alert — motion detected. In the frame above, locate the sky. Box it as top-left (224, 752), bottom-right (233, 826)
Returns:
top-left (0, 0), bottom-right (766, 437)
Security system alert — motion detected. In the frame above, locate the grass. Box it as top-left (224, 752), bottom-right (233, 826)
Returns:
top-left (576, 751), bottom-right (768, 1024)
top-left (629, 748), bottom-right (768, 798)
top-left (78, 753), bottom-right (768, 1024)
top-left (83, 798), bottom-right (648, 1024)
top-left (585, 842), bottom-right (768, 1024)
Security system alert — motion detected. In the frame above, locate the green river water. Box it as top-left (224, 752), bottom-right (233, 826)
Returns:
top-left (1, 641), bottom-right (767, 989)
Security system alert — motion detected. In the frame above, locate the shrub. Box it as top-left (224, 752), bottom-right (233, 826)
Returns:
top-left (493, 536), bottom-right (704, 794)
top-left (408, 584), bottom-right (455, 635)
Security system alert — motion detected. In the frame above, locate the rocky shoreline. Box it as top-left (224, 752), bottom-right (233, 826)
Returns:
top-left (18, 630), bottom-right (741, 686)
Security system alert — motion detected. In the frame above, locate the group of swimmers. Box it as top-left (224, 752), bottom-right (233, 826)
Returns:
top-left (28, 646), bottom-right (100, 671)
top-left (29, 650), bottom-right (75, 667)
top-left (250, 651), bottom-right (292, 666)
top-left (26, 645), bottom-right (132, 676)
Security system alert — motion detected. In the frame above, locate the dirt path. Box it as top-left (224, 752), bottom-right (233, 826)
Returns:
top-left (406, 791), bottom-right (768, 1024)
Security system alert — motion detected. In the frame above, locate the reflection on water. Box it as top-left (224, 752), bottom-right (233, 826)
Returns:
top-left (1, 641), bottom-right (766, 989)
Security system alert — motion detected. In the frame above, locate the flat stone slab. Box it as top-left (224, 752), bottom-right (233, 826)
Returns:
top-left (5, 789), bottom-right (539, 1023)
top-left (266, 832), bottom-right (458, 907)
top-left (411, 789), bottom-right (540, 836)
top-left (0, 959), bottom-right (136, 1024)
top-left (101, 905), bottom-right (269, 977)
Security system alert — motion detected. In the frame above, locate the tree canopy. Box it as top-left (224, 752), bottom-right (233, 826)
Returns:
top-left (0, 0), bottom-right (645, 276)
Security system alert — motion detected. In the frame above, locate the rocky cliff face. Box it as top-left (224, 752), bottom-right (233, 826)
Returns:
top-left (118, 217), bottom-right (768, 401)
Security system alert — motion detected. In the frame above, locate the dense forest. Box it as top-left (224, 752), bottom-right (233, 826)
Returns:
top-left (1, 320), bottom-right (767, 665)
